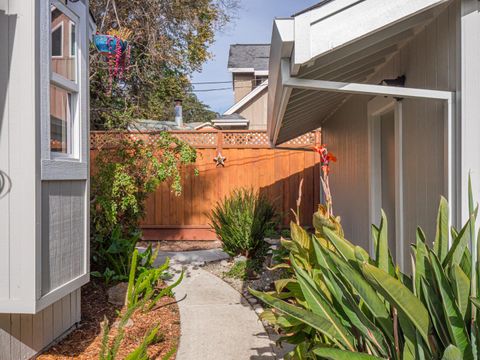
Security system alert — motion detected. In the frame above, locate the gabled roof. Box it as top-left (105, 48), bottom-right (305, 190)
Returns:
top-left (228, 44), bottom-right (270, 72)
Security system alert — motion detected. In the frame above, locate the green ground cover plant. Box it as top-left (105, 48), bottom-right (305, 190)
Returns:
top-left (99, 249), bottom-right (182, 360)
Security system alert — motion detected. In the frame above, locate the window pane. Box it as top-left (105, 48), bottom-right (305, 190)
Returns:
top-left (51, 6), bottom-right (76, 81)
top-left (50, 85), bottom-right (73, 154)
top-left (51, 25), bottom-right (62, 57)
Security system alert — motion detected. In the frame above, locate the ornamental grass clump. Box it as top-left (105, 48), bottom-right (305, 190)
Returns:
top-left (210, 188), bottom-right (277, 258)
top-left (251, 177), bottom-right (480, 360)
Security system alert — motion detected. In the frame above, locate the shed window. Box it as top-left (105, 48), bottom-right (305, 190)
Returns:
top-left (50, 3), bottom-right (79, 157)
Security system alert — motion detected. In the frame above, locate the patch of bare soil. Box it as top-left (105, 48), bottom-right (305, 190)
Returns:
top-left (38, 279), bottom-right (180, 360)
top-left (137, 240), bottom-right (222, 252)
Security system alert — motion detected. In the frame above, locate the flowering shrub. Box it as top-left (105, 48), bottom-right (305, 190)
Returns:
top-left (91, 132), bottom-right (197, 280)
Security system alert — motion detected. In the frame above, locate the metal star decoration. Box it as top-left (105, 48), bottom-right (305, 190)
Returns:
top-left (213, 152), bottom-right (226, 167)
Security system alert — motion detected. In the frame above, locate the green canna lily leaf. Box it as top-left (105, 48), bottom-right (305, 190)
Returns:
top-left (323, 227), bottom-right (356, 262)
top-left (421, 279), bottom-right (450, 348)
top-left (327, 251), bottom-right (394, 339)
top-left (312, 347), bottom-right (385, 359)
top-left (291, 256), bottom-right (356, 351)
top-left (433, 196), bottom-right (449, 263)
top-left (249, 288), bottom-right (352, 350)
top-left (450, 264), bottom-right (470, 320)
top-left (443, 219), bottom-right (471, 268)
top-left (470, 297), bottom-right (480, 310)
top-left (376, 210), bottom-right (389, 273)
top-left (442, 345), bottom-right (462, 360)
top-left (429, 251), bottom-right (473, 359)
top-left (360, 261), bottom-right (431, 348)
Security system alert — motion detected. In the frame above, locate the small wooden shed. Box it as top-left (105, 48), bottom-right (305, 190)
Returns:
top-left (0, 0), bottom-right (94, 357)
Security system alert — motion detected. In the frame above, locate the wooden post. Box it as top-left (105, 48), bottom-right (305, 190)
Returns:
top-left (217, 130), bottom-right (224, 152)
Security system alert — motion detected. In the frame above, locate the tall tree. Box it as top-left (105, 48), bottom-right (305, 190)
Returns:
top-left (89, 0), bottom-right (237, 129)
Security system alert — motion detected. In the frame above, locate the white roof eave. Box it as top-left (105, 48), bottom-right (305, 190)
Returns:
top-left (267, 0), bottom-right (451, 145)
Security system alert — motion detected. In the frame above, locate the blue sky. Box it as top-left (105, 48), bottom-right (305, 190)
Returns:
top-left (191, 0), bottom-right (319, 114)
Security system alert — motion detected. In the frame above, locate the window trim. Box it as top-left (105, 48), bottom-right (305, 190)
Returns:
top-left (49, 1), bottom-right (80, 160)
top-left (69, 21), bottom-right (77, 58)
top-left (42, 0), bottom-right (88, 179)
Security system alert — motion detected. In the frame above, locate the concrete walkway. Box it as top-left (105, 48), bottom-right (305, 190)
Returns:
top-left (155, 249), bottom-right (277, 360)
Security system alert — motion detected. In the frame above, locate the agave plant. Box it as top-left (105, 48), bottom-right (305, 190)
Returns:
top-left (251, 179), bottom-right (480, 360)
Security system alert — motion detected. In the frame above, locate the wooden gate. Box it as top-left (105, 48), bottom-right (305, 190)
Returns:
top-left (91, 130), bottom-right (321, 241)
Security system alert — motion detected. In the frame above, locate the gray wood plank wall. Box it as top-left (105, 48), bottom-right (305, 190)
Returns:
top-left (0, 289), bottom-right (81, 360)
top-left (41, 181), bottom-right (86, 296)
top-left (323, 0), bottom-right (460, 271)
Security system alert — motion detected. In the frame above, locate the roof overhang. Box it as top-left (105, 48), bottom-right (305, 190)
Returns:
top-left (268, 0), bottom-right (451, 145)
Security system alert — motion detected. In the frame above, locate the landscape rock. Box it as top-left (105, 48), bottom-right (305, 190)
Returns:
top-left (234, 255), bottom-right (247, 263)
top-left (220, 260), bottom-right (229, 267)
top-left (107, 282), bottom-right (128, 306)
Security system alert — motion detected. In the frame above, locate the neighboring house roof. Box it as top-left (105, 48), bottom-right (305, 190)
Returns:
top-left (224, 80), bottom-right (268, 115)
top-left (192, 122), bottom-right (218, 130)
top-left (128, 120), bottom-right (206, 131)
top-left (228, 44), bottom-right (270, 73)
top-left (212, 114), bottom-right (249, 128)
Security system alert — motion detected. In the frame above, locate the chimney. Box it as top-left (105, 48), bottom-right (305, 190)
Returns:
top-left (174, 99), bottom-right (183, 128)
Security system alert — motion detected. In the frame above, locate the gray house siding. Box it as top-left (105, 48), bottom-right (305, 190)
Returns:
top-left (41, 181), bottom-right (86, 296)
top-left (0, 0), bottom-right (90, 358)
top-left (0, 0), bottom-right (39, 312)
top-left (0, 289), bottom-right (81, 360)
top-left (322, 0), bottom-right (460, 266)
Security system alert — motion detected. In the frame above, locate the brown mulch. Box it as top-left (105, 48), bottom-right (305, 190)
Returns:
top-left (38, 279), bottom-right (180, 360)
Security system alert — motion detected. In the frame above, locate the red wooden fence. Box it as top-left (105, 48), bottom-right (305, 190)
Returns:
top-left (91, 130), bottom-right (322, 241)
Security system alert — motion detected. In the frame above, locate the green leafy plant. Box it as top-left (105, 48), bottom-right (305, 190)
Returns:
top-left (251, 179), bottom-right (480, 360)
top-left (210, 188), bottom-right (277, 258)
top-left (91, 133), bottom-right (196, 280)
top-left (99, 249), bottom-right (181, 360)
top-left (126, 249), bottom-right (184, 311)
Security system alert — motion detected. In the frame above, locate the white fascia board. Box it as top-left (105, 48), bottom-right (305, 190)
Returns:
top-left (213, 122), bottom-right (249, 127)
top-left (224, 80), bottom-right (268, 115)
top-left (293, 0), bottom-right (450, 66)
top-left (254, 70), bottom-right (269, 76)
top-left (228, 67), bottom-right (255, 73)
top-left (267, 18), bottom-right (294, 143)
